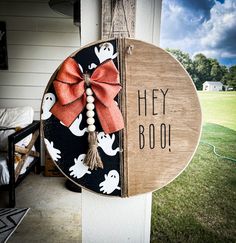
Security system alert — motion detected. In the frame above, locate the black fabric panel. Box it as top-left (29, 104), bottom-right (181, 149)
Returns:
top-left (42, 39), bottom-right (122, 196)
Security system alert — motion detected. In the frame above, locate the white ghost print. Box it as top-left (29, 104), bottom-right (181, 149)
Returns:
top-left (97, 132), bottom-right (120, 156)
top-left (99, 170), bottom-right (121, 194)
top-left (41, 93), bottom-right (56, 120)
top-left (69, 154), bottom-right (91, 179)
top-left (61, 114), bottom-right (87, 137)
top-left (95, 42), bottom-right (117, 63)
top-left (88, 42), bottom-right (118, 69)
top-left (44, 138), bottom-right (61, 161)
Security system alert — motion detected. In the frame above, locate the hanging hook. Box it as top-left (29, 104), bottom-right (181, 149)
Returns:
top-left (126, 45), bottom-right (134, 55)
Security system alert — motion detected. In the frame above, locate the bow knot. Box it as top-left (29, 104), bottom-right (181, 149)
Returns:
top-left (50, 57), bottom-right (124, 134)
top-left (84, 74), bottom-right (91, 86)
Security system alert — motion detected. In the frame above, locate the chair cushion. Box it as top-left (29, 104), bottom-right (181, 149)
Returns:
top-left (0, 107), bottom-right (34, 151)
top-left (0, 152), bottom-right (9, 185)
top-left (0, 151), bottom-right (35, 185)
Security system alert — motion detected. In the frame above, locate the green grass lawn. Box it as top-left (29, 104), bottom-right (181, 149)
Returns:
top-left (151, 92), bottom-right (236, 242)
top-left (198, 91), bottom-right (236, 131)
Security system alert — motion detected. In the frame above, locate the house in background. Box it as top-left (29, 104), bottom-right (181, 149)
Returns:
top-left (202, 81), bottom-right (223, 91)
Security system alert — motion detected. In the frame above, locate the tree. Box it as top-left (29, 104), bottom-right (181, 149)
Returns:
top-left (220, 65), bottom-right (228, 85)
top-left (166, 48), bottom-right (194, 76)
top-left (193, 54), bottom-right (212, 86)
top-left (193, 54), bottom-right (228, 90)
top-left (224, 65), bottom-right (236, 90)
top-left (166, 48), bottom-right (236, 90)
top-left (209, 58), bottom-right (225, 81)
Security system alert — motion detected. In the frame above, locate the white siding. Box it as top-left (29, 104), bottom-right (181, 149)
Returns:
top-left (0, 0), bottom-right (80, 120)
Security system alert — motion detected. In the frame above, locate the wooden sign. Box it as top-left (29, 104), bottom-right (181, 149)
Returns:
top-left (41, 38), bottom-right (201, 197)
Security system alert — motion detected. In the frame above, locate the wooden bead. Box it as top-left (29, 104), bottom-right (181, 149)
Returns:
top-left (86, 88), bottom-right (93, 96)
top-left (87, 95), bottom-right (95, 103)
top-left (88, 124), bottom-right (96, 132)
top-left (86, 103), bottom-right (95, 110)
top-left (87, 117), bottom-right (95, 125)
top-left (86, 110), bottom-right (95, 118)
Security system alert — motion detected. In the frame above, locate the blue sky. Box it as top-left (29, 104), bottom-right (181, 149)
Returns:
top-left (160, 0), bottom-right (236, 66)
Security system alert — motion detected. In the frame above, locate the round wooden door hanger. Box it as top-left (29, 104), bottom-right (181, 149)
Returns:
top-left (41, 38), bottom-right (202, 197)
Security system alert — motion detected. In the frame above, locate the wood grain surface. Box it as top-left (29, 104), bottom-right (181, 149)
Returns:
top-left (102, 0), bottom-right (136, 38)
top-left (123, 39), bottom-right (202, 196)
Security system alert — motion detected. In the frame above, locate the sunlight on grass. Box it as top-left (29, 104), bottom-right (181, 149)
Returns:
top-left (198, 91), bottom-right (236, 131)
top-left (151, 91), bottom-right (236, 242)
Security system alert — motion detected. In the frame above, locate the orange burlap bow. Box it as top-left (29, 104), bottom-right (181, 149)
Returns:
top-left (50, 57), bottom-right (124, 134)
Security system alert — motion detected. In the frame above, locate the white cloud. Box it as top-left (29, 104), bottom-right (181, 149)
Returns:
top-left (160, 1), bottom-right (202, 40)
top-left (200, 1), bottom-right (236, 49)
top-left (160, 0), bottom-right (236, 64)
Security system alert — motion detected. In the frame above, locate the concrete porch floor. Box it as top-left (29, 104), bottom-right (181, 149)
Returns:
top-left (0, 173), bottom-right (82, 243)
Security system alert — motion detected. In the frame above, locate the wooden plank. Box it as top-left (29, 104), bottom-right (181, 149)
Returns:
top-left (0, 2), bottom-right (67, 18)
top-left (0, 86), bottom-right (45, 99)
top-left (124, 39), bottom-right (201, 196)
top-left (101, 0), bottom-right (136, 38)
top-left (15, 145), bottom-right (40, 157)
top-left (0, 72), bottom-right (50, 86)
top-left (6, 59), bottom-right (61, 73)
top-left (8, 45), bottom-right (78, 60)
top-left (7, 31), bottom-right (80, 47)
top-left (2, 16), bottom-right (78, 33)
top-left (15, 129), bottom-right (39, 181)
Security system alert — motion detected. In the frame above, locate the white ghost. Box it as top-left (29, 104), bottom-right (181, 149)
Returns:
top-left (69, 154), bottom-right (91, 179)
top-left (61, 114), bottom-right (87, 137)
top-left (44, 138), bottom-right (61, 161)
top-left (97, 132), bottom-right (120, 156)
top-left (88, 42), bottom-right (118, 69)
top-left (95, 42), bottom-right (117, 63)
top-left (99, 170), bottom-right (121, 194)
top-left (41, 93), bottom-right (56, 120)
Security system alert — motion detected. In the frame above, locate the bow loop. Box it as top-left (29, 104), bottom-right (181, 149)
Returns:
top-left (91, 81), bottom-right (121, 107)
top-left (57, 57), bottom-right (84, 84)
top-left (54, 80), bottom-right (85, 106)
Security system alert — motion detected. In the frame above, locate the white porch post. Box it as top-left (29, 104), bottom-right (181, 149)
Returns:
top-left (80, 1), bottom-right (162, 242)
top-left (82, 190), bottom-right (152, 243)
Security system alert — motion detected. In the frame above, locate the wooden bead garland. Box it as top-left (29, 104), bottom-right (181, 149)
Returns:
top-left (86, 90), bottom-right (96, 132)
top-left (83, 74), bottom-right (104, 170)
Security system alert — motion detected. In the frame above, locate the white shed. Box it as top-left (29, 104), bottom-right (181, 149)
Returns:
top-left (203, 81), bottom-right (223, 91)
